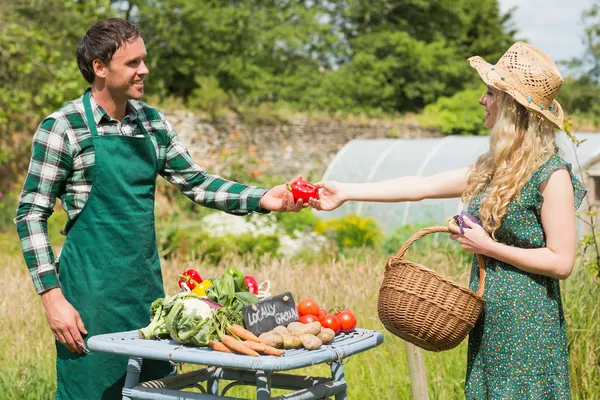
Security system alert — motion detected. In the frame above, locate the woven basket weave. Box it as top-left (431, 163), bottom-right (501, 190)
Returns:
top-left (377, 226), bottom-right (486, 352)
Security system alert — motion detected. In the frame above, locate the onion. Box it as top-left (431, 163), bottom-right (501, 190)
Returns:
top-left (457, 211), bottom-right (482, 234)
top-left (201, 298), bottom-right (223, 309)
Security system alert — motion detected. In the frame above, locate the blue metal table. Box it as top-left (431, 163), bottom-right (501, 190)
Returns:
top-left (87, 328), bottom-right (384, 400)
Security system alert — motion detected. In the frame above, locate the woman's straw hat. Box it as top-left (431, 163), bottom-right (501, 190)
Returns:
top-left (469, 42), bottom-right (564, 129)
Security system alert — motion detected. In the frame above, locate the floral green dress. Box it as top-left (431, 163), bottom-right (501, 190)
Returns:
top-left (465, 154), bottom-right (587, 399)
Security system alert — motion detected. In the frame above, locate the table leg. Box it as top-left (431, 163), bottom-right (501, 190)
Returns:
top-left (330, 361), bottom-right (347, 400)
top-left (207, 367), bottom-right (219, 395)
top-left (122, 357), bottom-right (143, 400)
top-left (255, 370), bottom-right (272, 400)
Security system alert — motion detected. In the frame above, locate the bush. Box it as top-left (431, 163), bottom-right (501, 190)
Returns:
top-left (187, 76), bottom-right (231, 121)
top-left (314, 214), bottom-right (383, 250)
top-left (276, 208), bottom-right (320, 237)
top-left (158, 228), bottom-right (281, 265)
top-left (237, 103), bottom-right (292, 126)
top-left (417, 85), bottom-right (487, 135)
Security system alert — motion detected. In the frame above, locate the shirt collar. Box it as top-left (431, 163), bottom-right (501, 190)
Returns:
top-left (85, 90), bottom-right (139, 124)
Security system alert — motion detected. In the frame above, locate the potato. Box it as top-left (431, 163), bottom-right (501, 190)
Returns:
top-left (299, 334), bottom-right (322, 350)
top-left (317, 328), bottom-right (335, 344)
top-left (287, 321), bottom-right (321, 336)
top-left (281, 334), bottom-right (302, 349)
top-left (259, 332), bottom-right (283, 349)
top-left (272, 326), bottom-right (290, 336)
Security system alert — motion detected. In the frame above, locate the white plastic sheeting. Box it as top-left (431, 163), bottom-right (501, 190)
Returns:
top-left (314, 132), bottom-right (599, 235)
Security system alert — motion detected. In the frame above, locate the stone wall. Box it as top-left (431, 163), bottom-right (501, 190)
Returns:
top-left (167, 111), bottom-right (442, 179)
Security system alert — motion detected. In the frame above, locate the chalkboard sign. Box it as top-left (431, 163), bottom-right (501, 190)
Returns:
top-left (242, 292), bottom-right (298, 336)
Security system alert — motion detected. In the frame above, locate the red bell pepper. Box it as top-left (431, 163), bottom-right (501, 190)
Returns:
top-left (286, 180), bottom-right (320, 203)
top-left (243, 275), bottom-right (259, 295)
top-left (178, 269), bottom-right (202, 291)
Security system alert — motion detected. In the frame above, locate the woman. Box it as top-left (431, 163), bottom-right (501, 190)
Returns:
top-left (310, 42), bottom-right (586, 398)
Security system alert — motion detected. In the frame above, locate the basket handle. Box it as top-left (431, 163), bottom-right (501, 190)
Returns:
top-left (390, 226), bottom-right (486, 297)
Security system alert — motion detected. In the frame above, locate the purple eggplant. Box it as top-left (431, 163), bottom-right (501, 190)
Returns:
top-left (454, 211), bottom-right (482, 234)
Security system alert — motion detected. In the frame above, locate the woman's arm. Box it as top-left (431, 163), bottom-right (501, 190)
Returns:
top-left (311, 167), bottom-right (470, 211)
top-left (453, 168), bottom-right (577, 279)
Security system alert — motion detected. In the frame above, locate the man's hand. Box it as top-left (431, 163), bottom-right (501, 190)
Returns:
top-left (41, 288), bottom-right (88, 354)
top-left (260, 175), bottom-right (308, 212)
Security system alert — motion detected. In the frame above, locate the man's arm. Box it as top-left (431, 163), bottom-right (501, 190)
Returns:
top-left (15, 117), bottom-right (87, 354)
top-left (15, 117), bottom-right (71, 293)
top-left (157, 115), bottom-right (270, 215)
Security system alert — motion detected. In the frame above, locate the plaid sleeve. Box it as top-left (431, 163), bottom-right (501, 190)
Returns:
top-left (158, 116), bottom-right (269, 215)
top-left (15, 117), bottom-right (72, 294)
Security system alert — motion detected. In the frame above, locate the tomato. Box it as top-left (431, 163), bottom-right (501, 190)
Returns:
top-left (317, 308), bottom-right (327, 319)
top-left (286, 180), bottom-right (320, 203)
top-left (334, 308), bottom-right (354, 318)
top-left (297, 298), bottom-right (320, 317)
top-left (337, 310), bottom-right (357, 333)
top-left (299, 314), bottom-right (319, 324)
top-left (319, 314), bottom-right (341, 334)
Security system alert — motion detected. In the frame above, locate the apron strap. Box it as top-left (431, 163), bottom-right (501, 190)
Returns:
top-left (83, 89), bottom-right (100, 138)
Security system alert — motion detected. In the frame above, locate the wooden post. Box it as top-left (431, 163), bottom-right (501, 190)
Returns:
top-left (404, 342), bottom-right (429, 400)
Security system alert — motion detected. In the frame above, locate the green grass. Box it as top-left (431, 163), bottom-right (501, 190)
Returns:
top-left (0, 234), bottom-right (598, 399)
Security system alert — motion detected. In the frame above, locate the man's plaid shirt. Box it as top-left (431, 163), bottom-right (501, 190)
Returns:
top-left (15, 92), bottom-right (268, 294)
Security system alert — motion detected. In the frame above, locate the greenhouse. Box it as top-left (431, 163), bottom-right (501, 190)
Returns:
top-left (314, 132), bottom-right (600, 238)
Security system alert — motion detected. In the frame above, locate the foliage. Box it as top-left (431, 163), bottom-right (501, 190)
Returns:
top-left (134, 0), bottom-right (337, 103)
top-left (556, 77), bottom-right (600, 125)
top-left (159, 229), bottom-right (281, 265)
top-left (0, 0), bottom-right (113, 190)
top-left (314, 213), bottom-right (383, 250)
top-left (564, 1), bottom-right (600, 82)
top-left (187, 76), bottom-right (231, 121)
top-left (3, 238), bottom-right (599, 399)
top-left (417, 86), bottom-right (487, 135)
top-left (237, 103), bottom-right (293, 127)
top-left (317, 0), bottom-right (515, 114)
top-left (563, 119), bottom-right (600, 280)
top-left (383, 222), bottom-right (440, 255)
top-left (558, 2), bottom-right (600, 120)
top-left (275, 209), bottom-right (321, 237)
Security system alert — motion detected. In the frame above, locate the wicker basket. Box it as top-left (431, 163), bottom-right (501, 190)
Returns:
top-left (377, 226), bottom-right (486, 352)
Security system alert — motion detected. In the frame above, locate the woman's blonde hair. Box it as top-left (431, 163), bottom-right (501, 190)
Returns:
top-left (462, 89), bottom-right (558, 238)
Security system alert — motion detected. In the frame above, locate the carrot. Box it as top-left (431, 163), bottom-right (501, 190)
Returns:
top-left (209, 340), bottom-right (233, 354)
top-left (243, 340), bottom-right (285, 357)
top-left (228, 324), bottom-right (262, 343)
top-left (220, 334), bottom-right (260, 357)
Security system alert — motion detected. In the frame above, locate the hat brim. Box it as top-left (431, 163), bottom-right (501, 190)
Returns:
top-left (468, 56), bottom-right (564, 130)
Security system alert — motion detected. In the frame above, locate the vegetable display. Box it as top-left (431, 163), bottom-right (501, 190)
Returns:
top-left (138, 270), bottom-right (361, 357)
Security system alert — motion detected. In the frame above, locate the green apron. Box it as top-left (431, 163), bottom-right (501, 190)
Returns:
top-left (55, 90), bottom-right (172, 399)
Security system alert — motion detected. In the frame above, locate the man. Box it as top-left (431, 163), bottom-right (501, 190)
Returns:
top-left (15, 18), bottom-right (304, 399)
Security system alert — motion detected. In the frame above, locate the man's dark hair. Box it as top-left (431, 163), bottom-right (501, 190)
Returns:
top-left (76, 18), bottom-right (143, 84)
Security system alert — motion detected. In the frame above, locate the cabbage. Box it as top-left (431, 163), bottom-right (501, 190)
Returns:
top-left (164, 292), bottom-right (215, 346)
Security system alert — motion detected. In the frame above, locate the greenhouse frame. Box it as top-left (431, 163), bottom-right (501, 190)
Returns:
top-left (314, 132), bottom-right (600, 238)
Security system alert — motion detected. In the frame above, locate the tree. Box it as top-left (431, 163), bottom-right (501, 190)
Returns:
top-left (312, 0), bottom-right (515, 113)
top-left (0, 0), bottom-right (112, 188)
top-left (134, 0), bottom-right (338, 105)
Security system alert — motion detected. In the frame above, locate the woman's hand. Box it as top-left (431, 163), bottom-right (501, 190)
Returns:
top-left (448, 215), bottom-right (494, 255)
top-left (308, 181), bottom-right (345, 211)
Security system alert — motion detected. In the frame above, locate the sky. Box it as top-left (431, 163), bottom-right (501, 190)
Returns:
top-left (498, 0), bottom-right (591, 64)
